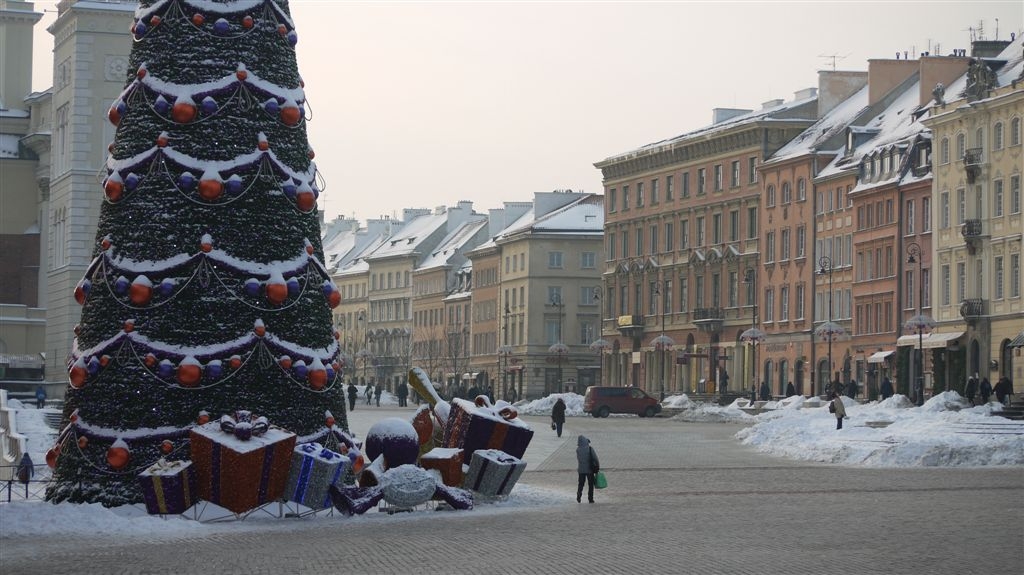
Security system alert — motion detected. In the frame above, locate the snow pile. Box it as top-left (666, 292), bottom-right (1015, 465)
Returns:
top-left (662, 393), bottom-right (695, 409)
top-left (735, 391), bottom-right (1024, 467)
top-left (515, 393), bottom-right (584, 416)
top-left (672, 400), bottom-right (754, 423)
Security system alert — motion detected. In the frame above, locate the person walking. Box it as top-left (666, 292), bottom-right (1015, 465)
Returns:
top-left (397, 381), bottom-right (408, 407)
top-left (965, 375), bottom-right (979, 406)
top-left (979, 376), bottom-right (993, 404)
top-left (785, 382), bottom-right (796, 398)
top-left (880, 376), bottom-right (894, 400)
top-left (759, 380), bottom-right (771, 401)
top-left (830, 392), bottom-right (847, 430)
top-left (551, 397), bottom-right (567, 438)
top-left (16, 453), bottom-right (34, 485)
top-left (575, 435), bottom-right (599, 503)
top-left (374, 384), bottom-right (383, 407)
top-left (365, 383), bottom-right (373, 405)
top-left (346, 382), bottom-right (358, 412)
top-left (35, 385), bottom-right (47, 409)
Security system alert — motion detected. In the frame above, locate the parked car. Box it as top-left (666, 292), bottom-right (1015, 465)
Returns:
top-left (583, 386), bottom-right (662, 418)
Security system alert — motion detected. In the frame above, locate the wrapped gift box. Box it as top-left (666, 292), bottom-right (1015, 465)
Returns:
top-left (138, 459), bottom-right (196, 515)
top-left (419, 447), bottom-right (464, 487)
top-left (463, 449), bottom-right (526, 497)
top-left (190, 422), bottom-right (296, 514)
top-left (442, 399), bottom-right (533, 459)
top-left (284, 442), bottom-right (350, 510)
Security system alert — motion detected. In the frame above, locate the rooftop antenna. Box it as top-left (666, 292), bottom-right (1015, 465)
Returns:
top-left (963, 25), bottom-right (976, 43)
top-left (818, 53), bottom-right (849, 71)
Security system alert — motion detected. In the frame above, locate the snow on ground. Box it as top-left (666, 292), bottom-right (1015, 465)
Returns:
top-left (4, 389), bottom-right (1021, 539)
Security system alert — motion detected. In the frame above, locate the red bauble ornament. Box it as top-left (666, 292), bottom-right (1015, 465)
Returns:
top-left (236, 68), bottom-right (248, 82)
top-left (69, 358), bottom-right (87, 388)
top-left (129, 277), bottom-right (153, 306)
top-left (200, 234), bottom-right (213, 253)
top-left (265, 273), bottom-right (287, 305)
top-left (108, 105), bottom-right (121, 126)
top-left (307, 147), bottom-right (315, 160)
top-left (280, 105), bottom-right (301, 126)
top-left (191, 13), bottom-right (205, 26)
top-left (277, 23), bottom-right (287, 35)
top-left (161, 440), bottom-right (173, 454)
top-left (229, 355), bottom-right (242, 369)
top-left (279, 356), bottom-right (293, 370)
top-left (107, 440), bottom-right (130, 470)
top-left (137, 66), bottom-right (147, 79)
top-left (123, 319), bottom-right (134, 332)
top-left (309, 370), bottom-right (327, 390)
top-left (177, 357), bottom-right (202, 387)
top-left (104, 175), bottom-right (124, 202)
top-left (99, 355), bottom-right (111, 367)
top-left (157, 132), bottom-right (169, 147)
top-left (328, 289), bottom-right (341, 309)
top-left (242, 15), bottom-right (254, 29)
top-left (326, 413), bottom-right (336, 427)
top-left (150, 15), bottom-right (161, 26)
top-left (353, 454), bottom-right (365, 474)
top-left (253, 320), bottom-right (266, 337)
top-left (198, 177), bottom-right (223, 201)
top-left (172, 101), bottom-right (197, 123)
top-left (101, 236), bottom-right (112, 250)
top-left (46, 446), bottom-right (60, 468)
top-left (78, 436), bottom-right (88, 449)
top-left (144, 353), bottom-right (158, 368)
top-left (197, 411), bottom-right (210, 425)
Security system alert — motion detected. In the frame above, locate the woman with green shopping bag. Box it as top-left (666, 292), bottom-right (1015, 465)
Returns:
top-left (576, 435), bottom-right (600, 503)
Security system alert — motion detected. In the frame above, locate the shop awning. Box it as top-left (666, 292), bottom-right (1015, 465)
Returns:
top-left (1009, 331), bottom-right (1024, 348)
top-left (867, 350), bottom-right (895, 363)
top-left (896, 331), bottom-right (964, 349)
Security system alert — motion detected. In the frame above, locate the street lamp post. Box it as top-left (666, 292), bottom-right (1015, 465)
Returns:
top-left (549, 294), bottom-right (565, 393)
top-left (651, 280), bottom-right (674, 401)
top-left (740, 268), bottom-right (765, 398)
top-left (591, 286), bottom-right (609, 386)
top-left (905, 242), bottom-right (935, 407)
top-left (818, 256), bottom-right (835, 397)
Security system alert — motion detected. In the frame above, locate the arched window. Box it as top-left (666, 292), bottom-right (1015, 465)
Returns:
top-left (956, 133), bottom-right (966, 159)
top-left (940, 137), bottom-right (950, 164)
top-left (766, 184), bottom-right (776, 207)
top-left (781, 181), bottom-right (792, 204)
top-left (1011, 117), bottom-right (1021, 147)
top-left (994, 122), bottom-right (1004, 150)
top-left (797, 178), bottom-right (806, 201)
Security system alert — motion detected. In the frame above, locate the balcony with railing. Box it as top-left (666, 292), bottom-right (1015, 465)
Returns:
top-left (962, 148), bottom-right (984, 183)
top-left (692, 307), bottom-right (725, 333)
top-left (958, 298), bottom-right (986, 322)
top-left (616, 314), bottom-right (646, 339)
top-left (960, 219), bottom-right (986, 254)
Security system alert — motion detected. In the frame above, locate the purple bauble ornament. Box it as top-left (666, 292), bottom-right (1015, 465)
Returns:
top-left (287, 31), bottom-right (298, 46)
top-left (286, 277), bottom-right (300, 296)
top-left (201, 96), bottom-right (217, 115)
top-left (206, 360), bottom-right (222, 379)
top-left (178, 171), bottom-right (196, 189)
top-left (213, 18), bottom-right (230, 35)
top-left (154, 95), bottom-right (169, 115)
top-left (158, 359), bottom-right (174, 379)
top-left (226, 174), bottom-right (243, 194)
top-left (124, 172), bottom-right (140, 191)
top-left (282, 180), bottom-right (297, 198)
top-left (159, 278), bottom-right (174, 297)
top-left (114, 276), bottom-right (130, 294)
top-left (87, 356), bottom-right (101, 375)
top-left (244, 278), bottom-right (260, 297)
top-left (293, 360), bottom-right (308, 379)
top-left (264, 99), bottom-right (280, 115)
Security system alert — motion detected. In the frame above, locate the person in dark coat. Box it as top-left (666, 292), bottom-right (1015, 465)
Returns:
top-left (719, 369), bottom-right (729, 393)
top-left (576, 435), bottom-right (599, 503)
top-left (750, 385), bottom-right (757, 403)
top-left (965, 375), bottom-right (979, 406)
top-left (551, 397), bottom-right (567, 438)
top-left (831, 376), bottom-right (844, 397)
top-left (847, 379), bottom-right (858, 399)
top-left (880, 377), bottom-right (894, 400)
top-left (785, 382), bottom-right (796, 397)
top-left (397, 381), bottom-right (408, 407)
top-left (374, 384), bottom-right (383, 407)
top-left (759, 380), bottom-right (771, 401)
top-left (16, 453), bottom-right (34, 485)
top-left (346, 383), bottom-right (358, 411)
top-left (979, 377), bottom-right (993, 404)
top-left (993, 376), bottom-right (1012, 406)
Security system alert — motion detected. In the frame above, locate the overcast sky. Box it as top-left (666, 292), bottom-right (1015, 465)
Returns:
top-left (30, 1), bottom-right (1023, 223)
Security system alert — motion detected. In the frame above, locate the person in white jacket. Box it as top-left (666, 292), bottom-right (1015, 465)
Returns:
top-left (831, 392), bottom-right (847, 430)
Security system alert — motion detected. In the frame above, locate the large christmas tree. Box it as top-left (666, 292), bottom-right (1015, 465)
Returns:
top-left (47, 0), bottom-right (347, 506)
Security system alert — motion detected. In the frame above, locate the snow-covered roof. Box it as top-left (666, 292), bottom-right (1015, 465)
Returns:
top-left (598, 95), bottom-right (817, 166)
top-left (924, 37), bottom-right (1024, 113)
top-left (368, 211), bottom-right (449, 260)
top-left (767, 86), bottom-right (869, 164)
top-left (417, 218), bottom-right (488, 271)
top-left (496, 194), bottom-right (604, 242)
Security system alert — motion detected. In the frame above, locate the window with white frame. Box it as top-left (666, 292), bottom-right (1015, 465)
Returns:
top-left (782, 182), bottom-right (791, 204)
top-left (731, 161), bottom-right (740, 188)
top-left (795, 283), bottom-right (805, 319)
top-left (650, 225), bottom-right (658, 254)
top-left (781, 228), bottom-right (790, 260)
top-left (696, 216), bottom-right (705, 246)
top-left (748, 156), bottom-right (758, 184)
top-left (764, 289), bottom-right (774, 322)
top-left (728, 271), bottom-right (737, 308)
top-left (666, 175), bottom-right (674, 201)
top-left (994, 122), bottom-right (1004, 150)
top-left (608, 188), bottom-right (617, 213)
top-left (650, 178), bottom-right (659, 204)
top-left (1012, 118), bottom-right (1021, 146)
top-left (797, 178), bottom-right (806, 201)
top-left (548, 251), bottom-right (563, 268)
top-left (956, 133), bottom-right (965, 159)
top-left (923, 197), bottom-right (931, 231)
top-left (766, 184), bottom-right (776, 207)
top-left (665, 222), bottom-right (674, 252)
top-left (905, 199), bottom-right (915, 235)
top-left (906, 270), bottom-right (914, 309)
top-left (957, 262), bottom-right (966, 302)
top-left (698, 168), bottom-right (706, 194)
top-left (941, 264), bottom-right (950, 306)
top-left (922, 268), bottom-right (930, 308)
top-left (780, 286), bottom-right (789, 320)
top-left (766, 231), bottom-right (775, 263)
top-left (940, 137), bottom-right (949, 164)
top-left (796, 226), bottom-right (806, 258)
top-left (714, 164), bottom-right (723, 191)
top-left (636, 181), bottom-right (645, 207)
top-left (957, 188), bottom-right (966, 224)
top-left (941, 192), bottom-right (950, 228)
top-left (1011, 175), bottom-right (1021, 214)
top-left (581, 252), bottom-right (596, 269)
top-left (1011, 254), bottom-right (1020, 298)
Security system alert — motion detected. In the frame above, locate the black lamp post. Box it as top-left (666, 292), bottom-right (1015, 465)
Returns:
top-left (817, 256), bottom-right (837, 397)
top-left (549, 294), bottom-right (565, 393)
top-left (905, 242), bottom-right (934, 407)
top-left (651, 280), bottom-right (674, 401)
top-left (498, 303), bottom-right (512, 400)
top-left (740, 268), bottom-right (765, 397)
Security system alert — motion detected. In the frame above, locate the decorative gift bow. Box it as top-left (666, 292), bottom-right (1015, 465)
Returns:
top-left (219, 410), bottom-right (269, 440)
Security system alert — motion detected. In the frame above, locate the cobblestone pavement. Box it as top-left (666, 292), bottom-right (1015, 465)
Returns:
top-left (4, 408), bottom-right (1022, 574)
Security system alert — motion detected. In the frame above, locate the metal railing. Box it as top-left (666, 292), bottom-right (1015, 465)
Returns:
top-left (0, 464), bottom-right (51, 503)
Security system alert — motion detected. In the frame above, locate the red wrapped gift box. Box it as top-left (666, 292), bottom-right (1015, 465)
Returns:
top-left (442, 399), bottom-right (533, 459)
top-left (190, 422), bottom-right (296, 514)
top-left (420, 447), bottom-right (464, 487)
top-left (138, 459), bottom-right (196, 515)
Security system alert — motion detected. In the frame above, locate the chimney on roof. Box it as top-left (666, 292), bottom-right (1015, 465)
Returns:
top-left (711, 108), bottom-right (752, 124)
top-left (761, 98), bottom-right (784, 110)
top-left (971, 39), bottom-right (1012, 58)
top-left (867, 58), bottom-right (918, 106)
top-left (919, 53), bottom-right (971, 106)
top-left (793, 87), bottom-right (818, 101)
top-left (817, 70), bottom-right (868, 118)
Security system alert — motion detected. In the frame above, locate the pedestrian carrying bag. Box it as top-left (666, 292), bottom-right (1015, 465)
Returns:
top-left (594, 471), bottom-right (608, 489)
top-left (828, 401), bottom-right (836, 414)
